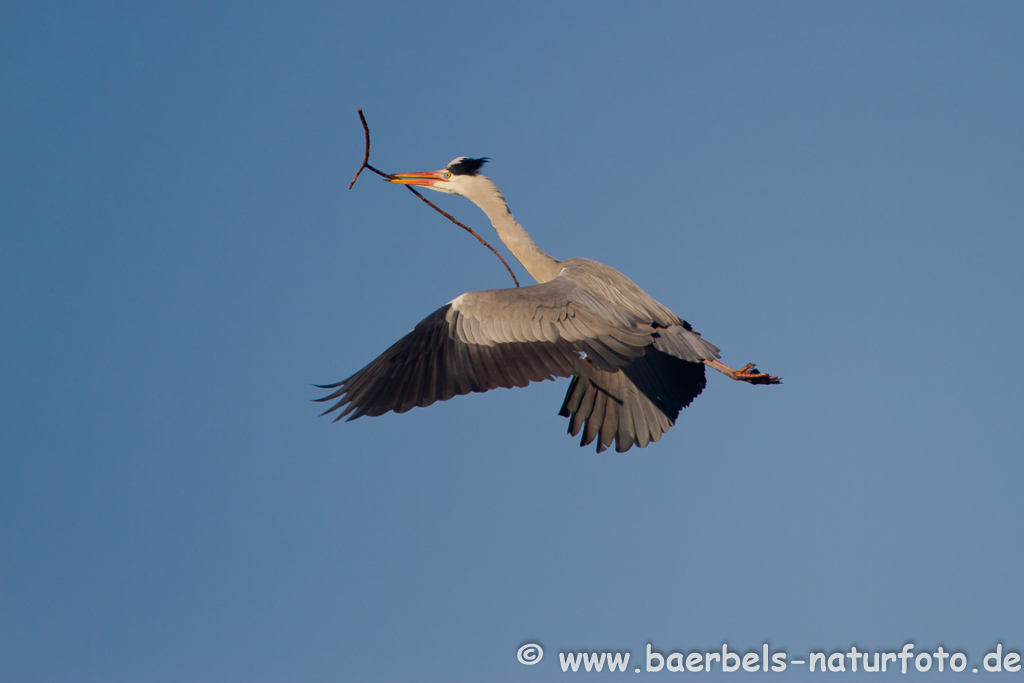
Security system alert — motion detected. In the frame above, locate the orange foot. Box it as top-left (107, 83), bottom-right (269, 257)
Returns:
top-left (734, 363), bottom-right (782, 385)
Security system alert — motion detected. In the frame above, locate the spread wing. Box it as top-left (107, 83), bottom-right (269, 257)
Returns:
top-left (316, 274), bottom-right (657, 421)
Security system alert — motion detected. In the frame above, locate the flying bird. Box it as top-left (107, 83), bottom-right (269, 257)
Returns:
top-left (318, 157), bottom-right (779, 452)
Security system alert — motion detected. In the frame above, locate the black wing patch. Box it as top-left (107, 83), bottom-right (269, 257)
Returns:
top-left (559, 348), bottom-right (706, 453)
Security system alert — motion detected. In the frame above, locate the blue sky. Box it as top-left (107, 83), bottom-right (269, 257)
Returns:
top-left (2, 2), bottom-right (1022, 681)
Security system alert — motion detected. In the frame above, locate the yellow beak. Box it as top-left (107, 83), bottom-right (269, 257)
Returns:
top-left (388, 170), bottom-right (446, 187)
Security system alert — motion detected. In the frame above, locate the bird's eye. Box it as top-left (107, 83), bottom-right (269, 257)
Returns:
top-left (445, 171), bottom-right (452, 179)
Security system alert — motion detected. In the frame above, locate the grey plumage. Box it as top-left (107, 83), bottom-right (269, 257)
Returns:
top-left (317, 259), bottom-right (720, 452)
top-left (320, 156), bottom-right (777, 452)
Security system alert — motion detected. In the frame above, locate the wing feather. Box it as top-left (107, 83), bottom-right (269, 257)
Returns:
top-left (319, 264), bottom-right (720, 452)
top-left (317, 273), bottom-right (659, 421)
top-left (557, 347), bottom-right (707, 453)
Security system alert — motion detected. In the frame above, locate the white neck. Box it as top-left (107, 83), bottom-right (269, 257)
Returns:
top-left (463, 177), bottom-right (562, 283)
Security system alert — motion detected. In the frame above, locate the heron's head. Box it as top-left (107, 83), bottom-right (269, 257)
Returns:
top-left (388, 157), bottom-right (492, 198)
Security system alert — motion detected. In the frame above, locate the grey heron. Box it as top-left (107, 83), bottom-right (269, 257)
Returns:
top-left (317, 157), bottom-right (779, 452)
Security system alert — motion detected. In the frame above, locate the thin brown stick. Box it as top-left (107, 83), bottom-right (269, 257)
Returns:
top-left (348, 108), bottom-right (392, 187)
top-left (348, 108), bottom-right (519, 287)
top-left (403, 185), bottom-right (519, 287)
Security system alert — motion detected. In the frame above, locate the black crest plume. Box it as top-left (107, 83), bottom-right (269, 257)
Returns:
top-left (446, 157), bottom-right (490, 176)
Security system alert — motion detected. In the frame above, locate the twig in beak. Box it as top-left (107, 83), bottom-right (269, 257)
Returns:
top-left (347, 109), bottom-right (519, 287)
